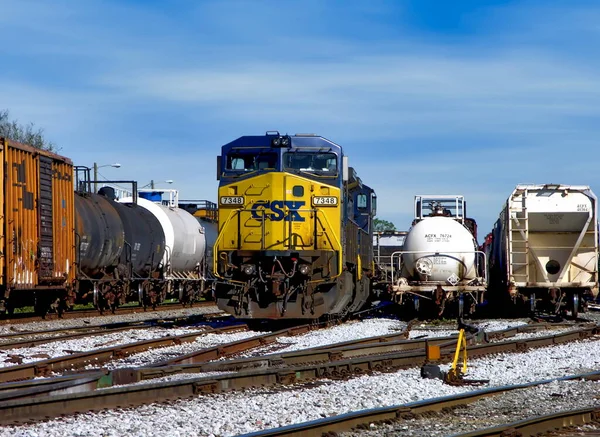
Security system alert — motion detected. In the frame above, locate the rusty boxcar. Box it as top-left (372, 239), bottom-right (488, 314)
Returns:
top-left (0, 138), bottom-right (75, 315)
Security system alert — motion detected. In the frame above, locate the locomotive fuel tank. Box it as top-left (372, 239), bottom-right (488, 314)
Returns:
top-left (74, 193), bottom-right (124, 277)
top-left (119, 197), bottom-right (206, 273)
top-left (402, 217), bottom-right (477, 282)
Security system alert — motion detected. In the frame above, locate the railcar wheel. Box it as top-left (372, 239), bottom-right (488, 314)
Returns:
top-left (413, 296), bottom-right (420, 314)
top-left (458, 294), bottom-right (464, 319)
top-left (138, 284), bottom-right (144, 306)
top-left (572, 293), bottom-right (580, 319)
top-left (178, 283), bottom-right (184, 304)
top-left (93, 283), bottom-right (99, 309)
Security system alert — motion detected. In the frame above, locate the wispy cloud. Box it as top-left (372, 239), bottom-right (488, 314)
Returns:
top-left (1, 0), bottom-right (599, 237)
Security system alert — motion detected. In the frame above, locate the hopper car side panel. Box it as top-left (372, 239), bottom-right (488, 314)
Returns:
top-left (487, 184), bottom-right (599, 316)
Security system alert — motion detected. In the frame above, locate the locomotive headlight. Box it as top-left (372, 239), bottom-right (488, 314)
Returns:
top-left (241, 264), bottom-right (256, 276)
top-left (280, 136), bottom-right (290, 147)
top-left (271, 137), bottom-right (281, 147)
top-left (298, 264), bottom-right (311, 276)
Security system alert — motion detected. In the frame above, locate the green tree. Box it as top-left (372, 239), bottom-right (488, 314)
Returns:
top-left (0, 109), bottom-right (58, 152)
top-left (373, 218), bottom-right (396, 231)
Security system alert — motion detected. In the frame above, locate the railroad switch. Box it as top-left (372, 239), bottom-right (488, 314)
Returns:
top-left (420, 328), bottom-right (489, 386)
top-left (444, 328), bottom-right (488, 386)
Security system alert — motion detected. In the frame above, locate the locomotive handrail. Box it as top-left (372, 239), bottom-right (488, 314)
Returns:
top-left (212, 208), bottom-right (242, 277)
top-left (390, 250), bottom-right (487, 285)
top-left (314, 210), bottom-right (343, 278)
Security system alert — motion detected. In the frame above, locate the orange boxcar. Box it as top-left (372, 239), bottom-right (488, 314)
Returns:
top-left (0, 138), bottom-right (75, 313)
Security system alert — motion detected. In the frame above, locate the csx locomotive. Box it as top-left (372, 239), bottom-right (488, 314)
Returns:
top-left (213, 132), bottom-right (376, 319)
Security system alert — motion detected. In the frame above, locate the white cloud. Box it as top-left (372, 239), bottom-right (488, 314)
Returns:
top-left (1, 0), bottom-right (600, 239)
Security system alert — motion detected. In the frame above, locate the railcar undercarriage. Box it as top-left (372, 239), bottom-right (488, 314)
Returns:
top-left (215, 251), bottom-right (367, 319)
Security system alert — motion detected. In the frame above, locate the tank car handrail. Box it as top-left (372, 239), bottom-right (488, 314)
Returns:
top-left (390, 250), bottom-right (487, 285)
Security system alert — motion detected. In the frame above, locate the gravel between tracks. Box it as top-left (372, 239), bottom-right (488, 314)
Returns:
top-left (2, 317), bottom-right (597, 437)
top-left (341, 379), bottom-right (600, 436)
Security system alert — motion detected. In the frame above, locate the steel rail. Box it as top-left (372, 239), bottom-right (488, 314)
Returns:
top-left (0, 312), bottom-right (230, 350)
top-left (448, 407), bottom-right (600, 437)
top-left (0, 324), bottom-right (248, 383)
top-left (0, 325), bottom-right (596, 425)
top-left (240, 371), bottom-right (600, 436)
top-left (0, 300), bottom-right (219, 325)
top-left (134, 322), bottom-right (593, 380)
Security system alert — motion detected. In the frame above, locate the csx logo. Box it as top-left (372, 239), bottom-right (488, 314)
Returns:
top-left (251, 201), bottom-right (305, 222)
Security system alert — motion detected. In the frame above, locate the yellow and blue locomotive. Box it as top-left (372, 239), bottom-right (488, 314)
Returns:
top-left (213, 132), bottom-right (376, 319)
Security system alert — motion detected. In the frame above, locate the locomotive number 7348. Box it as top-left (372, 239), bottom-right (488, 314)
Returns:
top-left (313, 196), bottom-right (338, 206)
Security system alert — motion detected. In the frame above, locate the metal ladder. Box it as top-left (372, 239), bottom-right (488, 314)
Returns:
top-left (508, 188), bottom-right (529, 284)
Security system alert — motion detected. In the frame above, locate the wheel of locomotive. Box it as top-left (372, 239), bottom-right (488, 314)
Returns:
top-left (572, 292), bottom-right (580, 319)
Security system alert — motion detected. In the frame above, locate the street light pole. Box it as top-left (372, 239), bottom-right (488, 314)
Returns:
top-left (92, 162), bottom-right (121, 193)
top-left (93, 162), bottom-right (98, 194)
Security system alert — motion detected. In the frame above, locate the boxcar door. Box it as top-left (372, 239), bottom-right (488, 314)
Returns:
top-left (38, 156), bottom-right (54, 281)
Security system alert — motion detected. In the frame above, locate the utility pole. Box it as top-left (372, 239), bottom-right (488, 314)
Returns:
top-left (93, 162), bottom-right (98, 193)
top-left (150, 180), bottom-right (155, 189)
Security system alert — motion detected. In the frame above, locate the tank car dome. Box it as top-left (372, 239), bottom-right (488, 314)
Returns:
top-left (403, 217), bottom-right (477, 282)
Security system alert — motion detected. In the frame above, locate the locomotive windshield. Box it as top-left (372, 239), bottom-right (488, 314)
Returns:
top-left (225, 151), bottom-right (278, 172)
top-left (283, 152), bottom-right (337, 175)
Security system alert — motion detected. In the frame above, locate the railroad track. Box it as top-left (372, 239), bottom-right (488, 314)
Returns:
top-left (0, 300), bottom-right (217, 325)
top-left (451, 408), bottom-right (600, 437)
top-left (0, 322), bottom-right (595, 425)
top-left (239, 371), bottom-right (600, 437)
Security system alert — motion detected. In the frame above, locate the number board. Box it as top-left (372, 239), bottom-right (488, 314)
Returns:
top-left (220, 196), bottom-right (244, 205)
top-left (312, 196), bottom-right (338, 206)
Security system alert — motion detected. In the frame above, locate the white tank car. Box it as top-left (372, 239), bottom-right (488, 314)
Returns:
top-left (392, 195), bottom-right (486, 318)
top-left (402, 217), bottom-right (478, 282)
top-left (119, 196), bottom-right (206, 274)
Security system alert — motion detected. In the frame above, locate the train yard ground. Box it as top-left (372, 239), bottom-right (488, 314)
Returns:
top-left (0, 300), bottom-right (218, 326)
top-left (0, 311), bottom-right (598, 436)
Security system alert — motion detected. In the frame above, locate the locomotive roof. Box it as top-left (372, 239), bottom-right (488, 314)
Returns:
top-left (221, 133), bottom-right (343, 154)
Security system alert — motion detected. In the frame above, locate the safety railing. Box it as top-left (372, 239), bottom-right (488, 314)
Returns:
top-left (212, 206), bottom-right (343, 279)
top-left (390, 250), bottom-right (487, 286)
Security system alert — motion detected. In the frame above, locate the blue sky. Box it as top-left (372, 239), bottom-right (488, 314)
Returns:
top-left (1, 0), bottom-right (600, 240)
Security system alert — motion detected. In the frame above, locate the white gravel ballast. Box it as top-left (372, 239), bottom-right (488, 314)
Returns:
top-left (0, 317), bottom-right (598, 437)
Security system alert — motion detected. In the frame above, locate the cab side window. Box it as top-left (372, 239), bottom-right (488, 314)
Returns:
top-left (357, 194), bottom-right (367, 209)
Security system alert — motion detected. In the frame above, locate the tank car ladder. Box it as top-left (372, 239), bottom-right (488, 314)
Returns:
top-left (508, 188), bottom-right (530, 285)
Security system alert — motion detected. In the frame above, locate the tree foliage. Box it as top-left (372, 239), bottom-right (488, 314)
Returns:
top-left (373, 218), bottom-right (396, 231)
top-left (0, 109), bottom-right (58, 152)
